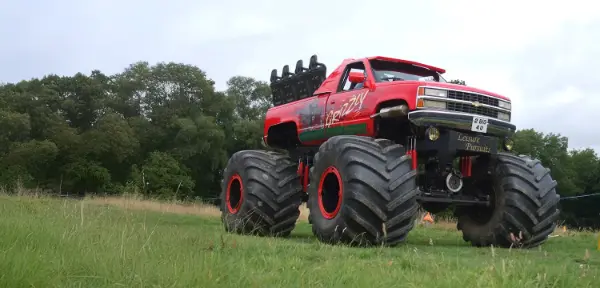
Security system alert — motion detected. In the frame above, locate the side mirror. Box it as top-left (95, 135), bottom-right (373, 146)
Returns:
top-left (349, 72), bottom-right (365, 84)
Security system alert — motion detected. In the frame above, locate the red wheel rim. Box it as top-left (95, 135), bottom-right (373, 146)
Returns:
top-left (318, 166), bottom-right (343, 219)
top-left (226, 174), bottom-right (243, 214)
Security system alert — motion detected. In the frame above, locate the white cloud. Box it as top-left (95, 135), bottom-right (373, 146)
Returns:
top-left (1, 0), bottom-right (599, 150)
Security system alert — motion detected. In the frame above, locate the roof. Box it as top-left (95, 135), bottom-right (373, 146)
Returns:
top-left (367, 56), bottom-right (446, 74)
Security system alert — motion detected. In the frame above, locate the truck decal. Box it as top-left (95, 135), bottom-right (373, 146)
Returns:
top-left (325, 90), bottom-right (368, 128)
top-left (297, 98), bottom-right (324, 130)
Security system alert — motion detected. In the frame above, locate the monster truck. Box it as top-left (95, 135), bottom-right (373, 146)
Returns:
top-left (219, 55), bottom-right (561, 248)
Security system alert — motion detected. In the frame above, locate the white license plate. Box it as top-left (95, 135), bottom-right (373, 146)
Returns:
top-left (471, 116), bottom-right (488, 133)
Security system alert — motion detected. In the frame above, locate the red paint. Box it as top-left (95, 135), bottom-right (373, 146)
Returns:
top-left (297, 161), bottom-right (310, 193)
top-left (324, 88), bottom-right (370, 137)
top-left (303, 164), bottom-right (309, 193)
top-left (318, 166), bottom-right (343, 219)
top-left (412, 149), bottom-right (417, 170)
top-left (263, 55), bottom-right (512, 146)
top-left (460, 157), bottom-right (472, 177)
top-left (405, 148), bottom-right (417, 170)
top-left (313, 58), bottom-right (358, 95)
top-left (348, 71), bottom-right (365, 83)
top-left (368, 56), bottom-right (446, 73)
top-left (226, 174), bottom-right (243, 214)
top-left (297, 160), bottom-right (310, 193)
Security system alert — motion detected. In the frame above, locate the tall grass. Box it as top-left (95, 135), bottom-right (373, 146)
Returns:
top-left (0, 195), bottom-right (598, 287)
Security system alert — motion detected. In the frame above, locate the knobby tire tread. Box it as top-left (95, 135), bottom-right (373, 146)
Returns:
top-left (221, 150), bottom-right (302, 237)
top-left (458, 152), bottom-right (561, 248)
top-left (309, 135), bottom-right (419, 246)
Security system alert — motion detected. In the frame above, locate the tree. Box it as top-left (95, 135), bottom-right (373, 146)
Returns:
top-left (0, 64), bottom-right (598, 228)
top-left (130, 151), bottom-right (195, 199)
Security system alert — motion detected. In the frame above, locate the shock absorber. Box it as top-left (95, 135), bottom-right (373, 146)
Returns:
top-left (460, 156), bottom-right (472, 177)
top-left (406, 136), bottom-right (417, 170)
top-left (297, 155), bottom-right (312, 193)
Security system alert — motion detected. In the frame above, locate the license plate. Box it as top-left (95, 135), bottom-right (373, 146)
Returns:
top-left (471, 116), bottom-right (488, 133)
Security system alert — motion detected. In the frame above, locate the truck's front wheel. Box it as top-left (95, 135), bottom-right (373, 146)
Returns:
top-left (457, 153), bottom-right (561, 248)
top-left (307, 136), bottom-right (419, 246)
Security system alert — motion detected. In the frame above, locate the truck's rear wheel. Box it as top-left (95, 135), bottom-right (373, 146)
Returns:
top-left (457, 152), bottom-right (561, 248)
top-left (220, 150), bottom-right (302, 237)
top-left (307, 136), bottom-right (419, 246)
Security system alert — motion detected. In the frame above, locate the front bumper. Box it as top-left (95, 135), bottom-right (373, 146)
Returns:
top-left (408, 110), bottom-right (516, 137)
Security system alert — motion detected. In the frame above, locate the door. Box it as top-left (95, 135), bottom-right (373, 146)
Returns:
top-left (324, 61), bottom-right (371, 138)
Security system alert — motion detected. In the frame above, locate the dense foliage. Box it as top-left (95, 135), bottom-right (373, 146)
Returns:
top-left (0, 62), bottom-right (598, 228)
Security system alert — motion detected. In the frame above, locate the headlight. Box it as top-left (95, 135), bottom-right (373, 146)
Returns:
top-left (417, 99), bottom-right (447, 109)
top-left (427, 126), bottom-right (440, 141)
top-left (498, 100), bottom-right (511, 110)
top-left (498, 112), bottom-right (510, 121)
top-left (418, 87), bottom-right (447, 98)
top-left (504, 138), bottom-right (514, 151)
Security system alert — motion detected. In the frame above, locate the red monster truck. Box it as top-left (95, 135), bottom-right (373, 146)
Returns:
top-left (219, 55), bottom-right (561, 248)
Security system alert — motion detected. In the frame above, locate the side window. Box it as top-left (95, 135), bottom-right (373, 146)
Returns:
top-left (337, 62), bottom-right (366, 92)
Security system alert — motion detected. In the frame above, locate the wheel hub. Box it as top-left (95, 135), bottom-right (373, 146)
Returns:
top-left (226, 174), bottom-right (243, 214)
top-left (445, 171), bottom-right (463, 193)
top-left (318, 166), bottom-right (343, 219)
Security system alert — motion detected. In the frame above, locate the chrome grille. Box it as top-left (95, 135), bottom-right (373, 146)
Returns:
top-left (446, 102), bottom-right (498, 118)
top-left (445, 90), bottom-right (503, 118)
top-left (417, 87), bottom-right (510, 120)
top-left (447, 90), bottom-right (499, 107)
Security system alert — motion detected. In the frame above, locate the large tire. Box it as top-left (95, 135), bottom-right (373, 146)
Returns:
top-left (307, 135), bottom-right (419, 246)
top-left (220, 150), bottom-right (302, 237)
top-left (457, 152), bottom-right (561, 248)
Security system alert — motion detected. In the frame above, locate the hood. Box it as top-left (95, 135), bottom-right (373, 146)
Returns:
top-left (419, 81), bottom-right (510, 101)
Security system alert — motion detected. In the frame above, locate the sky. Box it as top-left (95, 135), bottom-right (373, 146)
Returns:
top-left (1, 0), bottom-right (599, 151)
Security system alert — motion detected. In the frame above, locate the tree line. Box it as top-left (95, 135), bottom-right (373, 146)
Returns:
top-left (0, 62), bottom-right (597, 228)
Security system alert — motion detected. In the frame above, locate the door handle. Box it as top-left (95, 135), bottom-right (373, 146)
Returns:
top-left (330, 101), bottom-right (335, 104)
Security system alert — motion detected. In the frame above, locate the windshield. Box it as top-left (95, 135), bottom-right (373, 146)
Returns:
top-left (369, 59), bottom-right (447, 83)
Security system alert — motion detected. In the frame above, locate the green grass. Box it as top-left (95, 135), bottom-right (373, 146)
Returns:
top-left (0, 196), bottom-right (599, 288)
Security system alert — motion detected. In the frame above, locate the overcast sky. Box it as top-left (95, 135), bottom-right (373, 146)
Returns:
top-left (1, 0), bottom-right (599, 150)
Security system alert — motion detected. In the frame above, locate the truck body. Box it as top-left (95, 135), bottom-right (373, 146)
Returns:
top-left (219, 54), bottom-right (560, 249)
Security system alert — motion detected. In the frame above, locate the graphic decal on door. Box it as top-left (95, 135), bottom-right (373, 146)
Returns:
top-left (324, 90), bottom-right (368, 128)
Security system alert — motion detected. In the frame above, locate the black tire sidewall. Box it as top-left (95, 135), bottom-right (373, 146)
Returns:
top-left (308, 146), bottom-right (347, 241)
top-left (220, 150), bottom-right (303, 236)
top-left (220, 152), bottom-right (254, 232)
top-left (457, 163), bottom-right (507, 237)
top-left (457, 153), bottom-right (560, 247)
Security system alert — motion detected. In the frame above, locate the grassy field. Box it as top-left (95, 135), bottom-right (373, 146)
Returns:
top-left (0, 195), bottom-right (598, 288)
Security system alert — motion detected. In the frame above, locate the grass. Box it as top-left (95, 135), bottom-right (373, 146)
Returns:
top-left (0, 195), bottom-right (599, 288)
